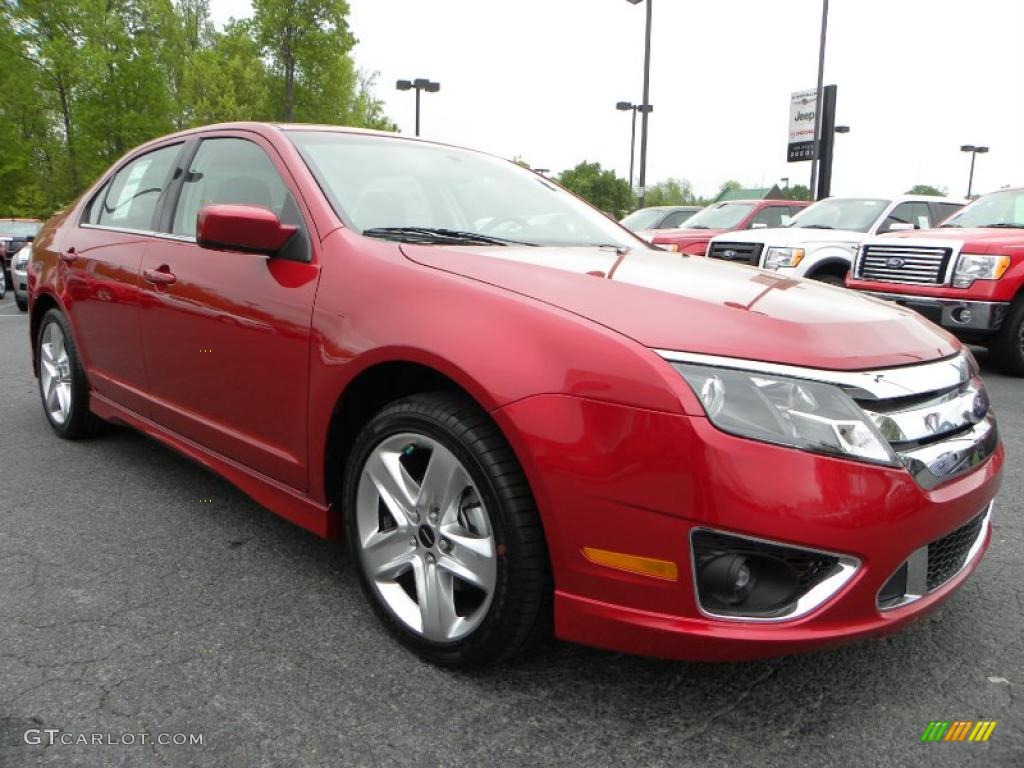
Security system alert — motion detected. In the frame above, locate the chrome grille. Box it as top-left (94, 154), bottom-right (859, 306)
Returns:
top-left (856, 244), bottom-right (952, 285)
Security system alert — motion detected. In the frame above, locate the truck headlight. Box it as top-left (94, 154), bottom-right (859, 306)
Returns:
top-left (953, 253), bottom-right (1010, 288)
top-left (674, 363), bottom-right (896, 465)
top-left (763, 247), bottom-right (805, 270)
top-left (13, 244), bottom-right (32, 270)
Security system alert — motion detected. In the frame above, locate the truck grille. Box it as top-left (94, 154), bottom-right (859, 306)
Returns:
top-left (707, 241), bottom-right (763, 266)
top-left (856, 244), bottom-right (952, 285)
top-left (927, 511), bottom-right (987, 591)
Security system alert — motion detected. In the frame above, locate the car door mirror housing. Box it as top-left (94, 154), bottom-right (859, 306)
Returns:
top-left (197, 204), bottom-right (297, 256)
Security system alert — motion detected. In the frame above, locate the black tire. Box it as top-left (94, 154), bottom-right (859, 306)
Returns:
top-left (811, 272), bottom-right (846, 286)
top-left (0, 268), bottom-right (6, 299)
top-left (15, 292), bottom-right (28, 312)
top-left (36, 309), bottom-right (102, 439)
top-left (988, 296), bottom-right (1024, 377)
top-left (343, 391), bottom-right (551, 667)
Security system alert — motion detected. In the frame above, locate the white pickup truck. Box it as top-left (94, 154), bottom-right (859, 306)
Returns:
top-left (705, 195), bottom-right (964, 284)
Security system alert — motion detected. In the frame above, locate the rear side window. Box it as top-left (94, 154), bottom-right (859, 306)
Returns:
top-left (881, 201), bottom-right (931, 232)
top-left (660, 210), bottom-right (693, 228)
top-left (86, 144), bottom-right (181, 230)
top-left (171, 138), bottom-right (302, 237)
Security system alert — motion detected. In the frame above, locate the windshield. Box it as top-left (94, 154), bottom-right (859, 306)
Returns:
top-left (679, 202), bottom-right (754, 230)
top-left (288, 131), bottom-right (639, 249)
top-left (787, 198), bottom-right (889, 232)
top-left (621, 208), bottom-right (667, 231)
top-left (0, 220), bottom-right (41, 237)
top-left (942, 189), bottom-right (1024, 229)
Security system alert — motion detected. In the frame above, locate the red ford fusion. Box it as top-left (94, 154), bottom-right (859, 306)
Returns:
top-left (28, 123), bottom-right (1002, 667)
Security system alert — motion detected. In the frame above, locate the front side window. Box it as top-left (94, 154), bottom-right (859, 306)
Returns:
top-left (881, 202), bottom-right (931, 232)
top-left (621, 208), bottom-right (667, 231)
top-left (0, 220), bottom-right (42, 237)
top-left (88, 144), bottom-right (182, 230)
top-left (660, 209), bottom-right (696, 228)
top-left (172, 138), bottom-right (303, 238)
top-left (750, 205), bottom-right (789, 228)
top-left (787, 198), bottom-right (889, 233)
top-left (289, 131), bottom-right (638, 249)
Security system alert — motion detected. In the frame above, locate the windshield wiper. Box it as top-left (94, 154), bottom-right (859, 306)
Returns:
top-left (978, 223), bottom-right (1024, 228)
top-left (939, 223), bottom-right (961, 228)
top-left (800, 224), bottom-right (834, 229)
top-left (362, 227), bottom-right (537, 246)
top-left (687, 225), bottom-right (710, 229)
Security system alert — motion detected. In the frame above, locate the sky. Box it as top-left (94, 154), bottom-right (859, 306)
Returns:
top-left (208, 0), bottom-right (1023, 201)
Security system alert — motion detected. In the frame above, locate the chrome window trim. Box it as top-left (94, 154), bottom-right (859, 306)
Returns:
top-left (79, 223), bottom-right (195, 243)
top-left (877, 502), bottom-right (993, 611)
top-left (688, 527), bottom-right (860, 624)
top-left (654, 349), bottom-right (970, 401)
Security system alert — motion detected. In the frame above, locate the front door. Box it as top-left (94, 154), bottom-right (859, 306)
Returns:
top-left (138, 134), bottom-right (320, 490)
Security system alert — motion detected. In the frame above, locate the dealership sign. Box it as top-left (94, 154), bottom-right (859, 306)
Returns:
top-left (788, 89), bottom-right (817, 162)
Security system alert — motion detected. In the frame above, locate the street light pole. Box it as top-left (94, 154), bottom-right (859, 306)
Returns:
top-left (960, 144), bottom-right (989, 198)
top-left (616, 101), bottom-right (640, 190)
top-left (396, 78), bottom-right (440, 137)
top-left (809, 0), bottom-right (829, 199)
top-left (627, 0), bottom-right (653, 208)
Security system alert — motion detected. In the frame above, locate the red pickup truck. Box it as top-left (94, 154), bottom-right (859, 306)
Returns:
top-left (847, 187), bottom-right (1024, 376)
top-left (650, 199), bottom-right (811, 255)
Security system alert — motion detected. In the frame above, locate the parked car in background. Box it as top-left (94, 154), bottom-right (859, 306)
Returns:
top-left (28, 123), bottom-right (1002, 668)
top-left (650, 199), bottom-right (811, 255)
top-left (848, 187), bottom-right (1024, 375)
top-left (705, 196), bottom-right (964, 284)
top-left (620, 205), bottom-right (701, 236)
top-left (11, 243), bottom-right (31, 311)
top-left (1, 218), bottom-right (42, 285)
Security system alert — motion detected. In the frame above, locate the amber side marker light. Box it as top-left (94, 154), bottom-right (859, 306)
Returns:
top-left (582, 547), bottom-right (679, 581)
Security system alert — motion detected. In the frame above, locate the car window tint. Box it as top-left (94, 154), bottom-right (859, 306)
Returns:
top-left (750, 206), bottom-right (789, 228)
top-left (660, 210), bottom-right (693, 228)
top-left (934, 202), bottom-right (963, 224)
top-left (882, 202), bottom-right (930, 232)
top-left (172, 138), bottom-right (300, 237)
top-left (92, 144), bottom-right (181, 230)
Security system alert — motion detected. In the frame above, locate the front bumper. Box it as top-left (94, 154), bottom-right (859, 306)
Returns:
top-left (858, 290), bottom-right (1009, 335)
top-left (493, 394), bottom-right (1002, 661)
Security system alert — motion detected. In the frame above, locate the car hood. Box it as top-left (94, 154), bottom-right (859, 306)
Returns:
top-left (879, 227), bottom-right (1024, 254)
top-left (401, 244), bottom-right (956, 370)
top-left (714, 227), bottom-right (868, 246)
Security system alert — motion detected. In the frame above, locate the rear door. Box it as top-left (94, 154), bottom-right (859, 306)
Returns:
top-left (137, 132), bottom-right (320, 490)
top-left (67, 141), bottom-right (185, 416)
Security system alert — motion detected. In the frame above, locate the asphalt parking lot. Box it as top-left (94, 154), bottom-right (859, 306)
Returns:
top-left (0, 293), bottom-right (1021, 768)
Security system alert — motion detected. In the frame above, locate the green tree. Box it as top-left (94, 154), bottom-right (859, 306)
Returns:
top-left (645, 177), bottom-right (697, 207)
top-left (906, 184), bottom-right (947, 196)
top-left (780, 184), bottom-right (812, 201)
top-left (715, 179), bottom-right (742, 198)
top-left (557, 161), bottom-right (634, 219)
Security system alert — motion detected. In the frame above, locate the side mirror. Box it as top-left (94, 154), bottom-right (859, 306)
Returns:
top-left (197, 204), bottom-right (297, 256)
top-left (751, 222), bottom-right (768, 229)
top-left (886, 222), bottom-right (916, 232)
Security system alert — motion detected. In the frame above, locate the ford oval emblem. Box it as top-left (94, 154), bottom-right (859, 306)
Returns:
top-left (886, 257), bottom-right (905, 268)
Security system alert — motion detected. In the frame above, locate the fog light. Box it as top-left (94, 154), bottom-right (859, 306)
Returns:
top-left (699, 554), bottom-right (755, 605)
top-left (953, 307), bottom-right (972, 324)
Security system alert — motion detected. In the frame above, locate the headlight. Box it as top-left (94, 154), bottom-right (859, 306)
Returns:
top-left (13, 245), bottom-right (31, 270)
top-left (763, 247), bottom-right (805, 270)
top-left (953, 253), bottom-right (1010, 288)
top-left (674, 363), bottom-right (896, 465)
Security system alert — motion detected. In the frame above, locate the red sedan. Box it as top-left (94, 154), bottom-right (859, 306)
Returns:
top-left (28, 124), bottom-right (1002, 667)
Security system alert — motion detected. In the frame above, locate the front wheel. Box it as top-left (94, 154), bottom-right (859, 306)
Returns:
top-left (0, 269), bottom-right (6, 299)
top-left (343, 391), bottom-right (550, 667)
top-left (989, 297), bottom-right (1024, 376)
top-left (36, 309), bottom-right (101, 438)
top-left (811, 273), bottom-right (846, 287)
top-left (15, 292), bottom-right (28, 312)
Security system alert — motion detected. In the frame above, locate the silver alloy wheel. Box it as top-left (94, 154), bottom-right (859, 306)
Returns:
top-left (39, 322), bottom-right (73, 425)
top-left (1017, 319), bottom-right (1024, 354)
top-left (355, 433), bottom-right (497, 642)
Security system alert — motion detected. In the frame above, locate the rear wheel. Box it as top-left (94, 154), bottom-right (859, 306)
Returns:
top-left (0, 268), bottom-right (6, 298)
top-left (36, 309), bottom-right (101, 438)
top-left (343, 391), bottom-right (550, 667)
top-left (988, 297), bottom-right (1024, 376)
top-left (15, 292), bottom-right (28, 312)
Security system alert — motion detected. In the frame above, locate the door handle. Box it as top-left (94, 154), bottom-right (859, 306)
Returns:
top-left (143, 266), bottom-right (177, 285)
top-left (59, 248), bottom-right (78, 264)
